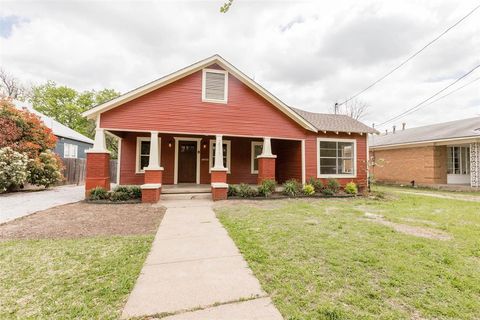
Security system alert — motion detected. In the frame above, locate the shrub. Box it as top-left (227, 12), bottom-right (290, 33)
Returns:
top-left (0, 147), bottom-right (30, 193)
top-left (344, 181), bottom-right (358, 195)
top-left (89, 187), bottom-right (109, 200)
top-left (283, 179), bottom-right (301, 197)
top-left (228, 184), bottom-right (238, 197)
top-left (110, 191), bottom-right (131, 202)
top-left (27, 150), bottom-right (63, 188)
top-left (322, 188), bottom-right (334, 196)
top-left (114, 185), bottom-right (142, 199)
top-left (327, 178), bottom-right (341, 193)
top-left (258, 179), bottom-right (276, 197)
top-left (303, 184), bottom-right (315, 196)
top-left (308, 177), bottom-right (324, 192)
top-left (237, 183), bottom-right (258, 198)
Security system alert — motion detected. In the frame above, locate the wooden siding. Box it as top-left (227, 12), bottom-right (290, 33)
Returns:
top-left (100, 66), bottom-right (308, 139)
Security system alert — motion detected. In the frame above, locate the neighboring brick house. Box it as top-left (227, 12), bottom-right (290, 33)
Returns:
top-left (82, 55), bottom-right (376, 202)
top-left (369, 117), bottom-right (480, 188)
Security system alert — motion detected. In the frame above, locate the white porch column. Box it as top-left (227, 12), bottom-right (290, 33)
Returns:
top-left (470, 142), bottom-right (480, 187)
top-left (90, 128), bottom-right (109, 152)
top-left (213, 134), bottom-right (226, 170)
top-left (259, 137), bottom-right (275, 157)
top-left (145, 131), bottom-right (162, 170)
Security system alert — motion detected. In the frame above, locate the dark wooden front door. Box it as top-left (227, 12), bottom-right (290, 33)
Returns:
top-left (178, 141), bottom-right (197, 183)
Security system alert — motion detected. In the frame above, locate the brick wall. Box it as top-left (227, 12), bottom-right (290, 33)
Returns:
top-left (370, 145), bottom-right (447, 185)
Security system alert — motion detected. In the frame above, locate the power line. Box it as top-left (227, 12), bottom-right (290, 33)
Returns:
top-left (423, 76), bottom-right (480, 106)
top-left (377, 62), bottom-right (480, 128)
top-left (337, 3), bottom-right (480, 106)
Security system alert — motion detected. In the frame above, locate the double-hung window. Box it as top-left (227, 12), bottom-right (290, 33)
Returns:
top-left (136, 137), bottom-right (161, 173)
top-left (209, 140), bottom-right (231, 173)
top-left (251, 141), bottom-right (263, 174)
top-left (64, 143), bottom-right (78, 158)
top-left (317, 138), bottom-right (356, 177)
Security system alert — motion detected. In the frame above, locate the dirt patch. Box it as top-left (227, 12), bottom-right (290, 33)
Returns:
top-left (363, 213), bottom-right (451, 241)
top-left (0, 202), bottom-right (165, 240)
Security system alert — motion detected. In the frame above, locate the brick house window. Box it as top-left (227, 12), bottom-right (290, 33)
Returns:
top-left (136, 137), bottom-right (161, 173)
top-left (447, 146), bottom-right (470, 175)
top-left (317, 138), bottom-right (356, 178)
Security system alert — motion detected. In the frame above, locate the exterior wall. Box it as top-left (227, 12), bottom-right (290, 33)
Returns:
top-left (54, 136), bottom-right (93, 159)
top-left (275, 139), bottom-right (302, 183)
top-left (100, 65), bottom-right (308, 140)
top-left (370, 145), bottom-right (448, 185)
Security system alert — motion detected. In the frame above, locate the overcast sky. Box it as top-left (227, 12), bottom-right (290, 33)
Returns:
top-left (1, 0), bottom-right (479, 130)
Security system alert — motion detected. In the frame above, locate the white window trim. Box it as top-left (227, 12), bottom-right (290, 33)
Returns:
top-left (202, 68), bottom-right (228, 104)
top-left (64, 143), bottom-right (78, 159)
top-left (174, 137), bottom-right (202, 184)
top-left (135, 137), bottom-right (162, 174)
top-left (317, 137), bottom-right (357, 179)
top-left (251, 141), bottom-right (263, 174)
top-left (209, 139), bottom-right (231, 174)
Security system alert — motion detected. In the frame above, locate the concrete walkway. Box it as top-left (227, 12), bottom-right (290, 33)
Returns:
top-left (0, 185), bottom-right (84, 224)
top-left (122, 199), bottom-right (282, 319)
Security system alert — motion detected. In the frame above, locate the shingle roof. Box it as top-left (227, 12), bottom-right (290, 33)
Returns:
top-left (291, 107), bottom-right (378, 134)
top-left (369, 117), bottom-right (480, 148)
top-left (13, 100), bottom-right (94, 145)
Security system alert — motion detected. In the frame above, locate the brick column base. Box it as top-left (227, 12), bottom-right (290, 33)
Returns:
top-left (85, 151), bottom-right (110, 197)
top-left (257, 156), bottom-right (276, 184)
top-left (211, 169), bottom-right (228, 201)
top-left (141, 168), bottom-right (163, 203)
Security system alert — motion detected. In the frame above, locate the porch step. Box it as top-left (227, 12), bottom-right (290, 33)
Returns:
top-left (162, 185), bottom-right (211, 194)
top-left (161, 192), bottom-right (212, 200)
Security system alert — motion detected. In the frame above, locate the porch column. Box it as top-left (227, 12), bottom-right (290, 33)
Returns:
top-left (142, 131), bottom-right (164, 203)
top-left (85, 128), bottom-right (111, 197)
top-left (471, 142), bottom-right (480, 188)
top-left (211, 134), bottom-right (228, 201)
top-left (257, 137), bottom-right (277, 184)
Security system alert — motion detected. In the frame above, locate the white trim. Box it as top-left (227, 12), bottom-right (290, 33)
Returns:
top-left (301, 139), bottom-right (306, 184)
top-left (251, 141), bottom-right (263, 174)
top-left (370, 136), bottom-right (480, 150)
top-left (82, 55), bottom-right (317, 132)
top-left (202, 69), bottom-right (228, 104)
top-left (141, 183), bottom-right (162, 189)
top-left (174, 137), bottom-right (202, 184)
top-left (135, 136), bottom-right (162, 174)
top-left (211, 182), bottom-right (228, 188)
top-left (209, 139), bottom-right (231, 173)
top-left (63, 143), bottom-right (78, 159)
top-left (316, 137), bottom-right (357, 179)
top-left (117, 137), bottom-right (122, 184)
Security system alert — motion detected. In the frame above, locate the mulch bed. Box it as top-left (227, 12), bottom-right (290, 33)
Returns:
top-left (0, 202), bottom-right (165, 240)
top-left (228, 193), bottom-right (356, 200)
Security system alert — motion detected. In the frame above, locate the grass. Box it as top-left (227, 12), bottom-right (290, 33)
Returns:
top-left (0, 235), bottom-right (153, 319)
top-left (377, 184), bottom-right (480, 197)
top-left (216, 190), bottom-right (480, 319)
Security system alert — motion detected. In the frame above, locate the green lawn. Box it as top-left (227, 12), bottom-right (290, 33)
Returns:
top-left (0, 236), bottom-right (153, 319)
top-left (216, 190), bottom-right (480, 319)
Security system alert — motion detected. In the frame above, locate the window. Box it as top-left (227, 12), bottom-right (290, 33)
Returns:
top-left (63, 143), bottom-right (78, 158)
top-left (136, 137), bottom-right (161, 173)
top-left (209, 140), bottom-right (231, 173)
top-left (202, 69), bottom-right (228, 103)
top-left (317, 138), bottom-right (356, 177)
top-left (251, 141), bottom-right (263, 174)
top-left (447, 146), bottom-right (470, 175)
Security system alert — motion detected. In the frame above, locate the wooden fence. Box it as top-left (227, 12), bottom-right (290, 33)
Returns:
top-left (61, 158), bottom-right (117, 185)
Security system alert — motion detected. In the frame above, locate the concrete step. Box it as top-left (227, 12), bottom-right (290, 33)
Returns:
top-left (161, 193), bottom-right (212, 200)
top-left (162, 186), bottom-right (211, 194)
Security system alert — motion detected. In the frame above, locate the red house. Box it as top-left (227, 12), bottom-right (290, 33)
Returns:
top-left (83, 55), bottom-right (376, 202)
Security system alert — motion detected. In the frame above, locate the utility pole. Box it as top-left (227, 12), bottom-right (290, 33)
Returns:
top-left (334, 102), bottom-right (338, 114)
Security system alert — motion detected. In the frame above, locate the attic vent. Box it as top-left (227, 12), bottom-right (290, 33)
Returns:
top-left (202, 69), bottom-right (228, 103)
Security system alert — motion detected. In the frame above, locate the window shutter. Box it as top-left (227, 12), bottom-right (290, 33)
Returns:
top-left (205, 72), bottom-right (226, 101)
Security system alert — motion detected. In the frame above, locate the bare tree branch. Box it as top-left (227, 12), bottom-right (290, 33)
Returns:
top-left (332, 99), bottom-right (369, 120)
top-left (0, 68), bottom-right (25, 100)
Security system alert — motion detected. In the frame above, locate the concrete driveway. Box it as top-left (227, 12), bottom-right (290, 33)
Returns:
top-left (122, 199), bottom-right (283, 319)
top-left (0, 185), bottom-right (85, 224)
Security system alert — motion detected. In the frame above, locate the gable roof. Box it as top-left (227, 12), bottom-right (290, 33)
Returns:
top-left (83, 54), bottom-right (318, 132)
top-left (292, 107), bottom-right (378, 134)
top-left (369, 117), bottom-right (480, 148)
top-left (14, 100), bottom-right (94, 145)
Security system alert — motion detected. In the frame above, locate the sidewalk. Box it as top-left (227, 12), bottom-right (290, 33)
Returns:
top-left (121, 199), bottom-right (282, 319)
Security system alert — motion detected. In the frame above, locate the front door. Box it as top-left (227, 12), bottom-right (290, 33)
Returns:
top-left (178, 141), bottom-right (197, 183)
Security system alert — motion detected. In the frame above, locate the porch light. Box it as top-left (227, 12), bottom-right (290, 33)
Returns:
top-left (202, 141), bottom-right (207, 149)
top-left (168, 140), bottom-right (173, 148)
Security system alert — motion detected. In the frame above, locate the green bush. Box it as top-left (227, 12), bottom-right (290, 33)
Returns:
top-left (228, 184), bottom-right (238, 197)
top-left (303, 184), bottom-right (315, 196)
top-left (283, 179), bottom-right (301, 197)
top-left (322, 188), bottom-right (334, 196)
top-left (344, 181), bottom-right (358, 195)
top-left (110, 191), bottom-right (131, 202)
top-left (308, 177), bottom-right (324, 192)
top-left (258, 179), bottom-right (276, 197)
top-left (113, 185), bottom-right (141, 199)
top-left (0, 147), bottom-right (30, 193)
top-left (327, 178), bottom-right (341, 193)
top-left (89, 187), bottom-right (109, 200)
top-left (237, 183), bottom-right (258, 198)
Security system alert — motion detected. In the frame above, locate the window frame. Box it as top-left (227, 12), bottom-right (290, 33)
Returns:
top-left (135, 136), bottom-right (162, 174)
top-left (447, 145), bottom-right (470, 175)
top-left (202, 68), bottom-right (228, 104)
top-left (251, 141), bottom-right (263, 174)
top-left (208, 139), bottom-right (231, 174)
top-left (63, 143), bottom-right (78, 159)
top-left (316, 137), bottom-right (357, 178)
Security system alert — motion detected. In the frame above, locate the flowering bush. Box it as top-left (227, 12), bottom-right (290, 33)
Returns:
top-left (27, 150), bottom-right (64, 187)
top-left (0, 147), bottom-right (30, 193)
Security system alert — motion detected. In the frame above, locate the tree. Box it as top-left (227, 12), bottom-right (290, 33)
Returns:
top-left (220, 0), bottom-right (234, 13)
top-left (332, 99), bottom-right (369, 120)
top-left (0, 68), bottom-right (25, 100)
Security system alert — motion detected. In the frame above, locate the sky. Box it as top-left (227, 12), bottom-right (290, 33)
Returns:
top-left (1, 0), bottom-right (479, 131)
